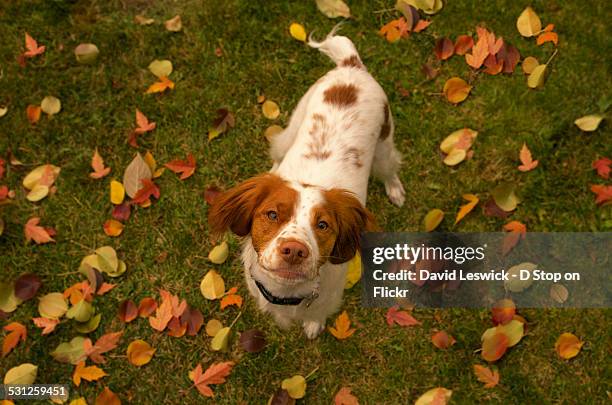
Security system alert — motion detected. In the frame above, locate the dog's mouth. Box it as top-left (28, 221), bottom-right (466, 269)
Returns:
top-left (260, 264), bottom-right (309, 281)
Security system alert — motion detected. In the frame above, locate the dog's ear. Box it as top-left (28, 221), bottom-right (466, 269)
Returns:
top-left (323, 189), bottom-right (378, 264)
top-left (208, 174), bottom-right (284, 237)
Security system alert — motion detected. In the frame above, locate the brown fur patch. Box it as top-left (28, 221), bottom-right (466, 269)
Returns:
top-left (379, 103), bottom-right (391, 140)
top-left (310, 206), bottom-right (339, 267)
top-left (340, 55), bottom-right (363, 69)
top-left (303, 114), bottom-right (332, 161)
top-left (343, 147), bottom-right (363, 168)
top-left (250, 184), bottom-right (298, 254)
top-left (323, 84), bottom-right (359, 108)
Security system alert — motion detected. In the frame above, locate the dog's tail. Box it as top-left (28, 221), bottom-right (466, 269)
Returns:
top-left (307, 23), bottom-right (365, 69)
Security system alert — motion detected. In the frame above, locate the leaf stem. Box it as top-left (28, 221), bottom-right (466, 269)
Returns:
top-left (545, 48), bottom-right (558, 65)
top-left (304, 366), bottom-right (319, 380)
top-left (228, 311), bottom-right (242, 329)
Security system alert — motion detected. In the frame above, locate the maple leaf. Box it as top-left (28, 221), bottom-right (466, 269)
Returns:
top-left (431, 330), bottom-right (456, 349)
top-left (149, 290), bottom-right (173, 331)
top-left (379, 18), bottom-right (409, 43)
top-left (191, 361), bottom-right (235, 397)
top-left (23, 33), bottom-right (45, 58)
top-left (135, 109), bottom-right (157, 134)
top-left (32, 317), bottom-right (59, 335)
top-left (334, 387), bottom-right (359, 405)
top-left (455, 194), bottom-right (479, 224)
top-left (146, 76), bottom-right (175, 94)
top-left (220, 287), bottom-right (243, 310)
top-left (592, 157), bottom-right (611, 179)
top-left (590, 184), bottom-right (612, 206)
top-left (90, 149), bottom-right (111, 179)
top-left (328, 310), bottom-right (356, 339)
top-left (465, 29), bottom-right (489, 69)
top-left (537, 32), bottom-right (558, 46)
top-left (86, 331), bottom-right (123, 364)
top-left (502, 221), bottom-right (527, 255)
top-left (2, 322), bottom-right (27, 356)
top-left (73, 361), bottom-right (107, 386)
top-left (473, 364), bottom-right (500, 388)
top-left (24, 217), bottom-right (55, 244)
top-left (132, 178), bottom-right (160, 204)
top-left (412, 19), bottom-right (431, 33)
top-left (518, 143), bottom-right (539, 172)
top-left (386, 306), bottom-right (421, 327)
top-left (165, 153), bottom-right (196, 180)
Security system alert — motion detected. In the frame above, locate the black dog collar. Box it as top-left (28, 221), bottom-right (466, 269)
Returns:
top-left (254, 280), bottom-right (318, 307)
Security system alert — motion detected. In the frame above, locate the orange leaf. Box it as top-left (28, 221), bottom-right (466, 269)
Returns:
top-left (167, 317), bottom-right (188, 337)
top-left (86, 331), bottom-right (123, 364)
top-left (138, 297), bottom-right (158, 318)
top-left (434, 37), bottom-right (454, 61)
top-left (543, 23), bottom-right (555, 32)
top-left (518, 143), bottom-right (539, 172)
top-left (455, 194), bottom-right (479, 224)
top-left (220, 293), bottom-right (243, 310)
top-left (386, 305), bottom-right (421, 327)
top-left (118, 300), bottom-right (138, 323)
top-left (465, 34), bottom-right (489, 69)
top-left (412, 19), bottom-right (431, 33)
top-left (24, 217), bottom-right (54, 244)
top-left (482, 332), bottom-right (508, 362)
top-left (454, 35), bottom-right (474, 55)
top-left (149, 291), bottom-right (173, 331)
top-left (491, 298), bottom-right (516, 325)
top-left (473, 364), bottom-right (500, 388)
top-left (191, 361), bottom-right (235, 397)
top-left (592, 157), bottom-right (611, 179)
top-left (537, 32), bottom-right (558, 46)
top-left (379, 18), bottom-right (409, 43)
top-left (2, 322), bottom-right (27, 356)
top-left (146, 76), bottom-right (174, 94)
top-left (95, 387), bottom-right (121, 405)
top-left (132, 178), bottom-right (160, 205)
top-left (24, 33), bottom-right (45, 57)
top-left (328, 310), bottom-right (356, 339)
top-left (32, 317), bottom-right (59, 335)
top-left (591, 184), bottom-right (612, 206)
top-left (431, 330), bottom-right (456, 349)
top-left (135, 109), bottom-right (156, 134)
top-left (334, 386), bottom-right (359, 405)
top-left (483, 54), bottom-right (503, 75)
top-left (26, 105), bottom-right (41, 124)
top-left (73, 361), bottom-right (107, 386)
top-left (90, 149), bottom-right (111, 179)
top-left (164, 153), bottom-right (196, 180)
top-left (96, 283), bottom-right (116, 295)
top-left (502, 220), bottom-right (526, 255)
top-left (103, 219), bottom-right (124, 237)
top-left (555, 332), bottom-right (583, 359)
top-left (126, 339), bottom-right (156, 366)
top-left (443, 77), bottom-right (471, 104)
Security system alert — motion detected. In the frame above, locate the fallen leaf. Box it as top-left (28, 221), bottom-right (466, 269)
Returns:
top-left (316, 0), bottom-right (351, 18)
top-left (518, 143), bottom-right (539, 171)
top-left (483, 54), bottom-right (503, 75)
top-left (96, 282), bottom-right (116, 296)
top-left (454, 35), bottom-right (474, 55)
top-left (555, 333), bottom-right (583, 359)
top-left (498, 43), bottom-right (521, 74)
top-left (379, 18), bottom-right (409, 43)
top-left (32, 317), bottom-right (59, 335)
top-left (412, 19), bottom-right (432, 33)
top-left (200, 270), bottom-right (226, 300)
top-left (95, 387), bottom-right (120, 405)
top-left (135, 14), bottom-right (155, 25)
top-left (482, 320), bottom-right (524, 347)
top-left (146, 76), bottom-right (175, 94)
top-left (455, 194), bottom-right (479, 225)
top-left (131, 178), bottom-right (160, 205)
top-left (208, 241), bottom-right (229, 264)
top-left (239, 329), bottom-right (266, 353)
top-left (592, 157), bottom-right (611, 179)
top-left (26, 105), bottom-right (41, 124)
top-left (574, 114), bottom-right (604, 132)
top-left (138, 298), bottom-right (158, 318)
top-left (481, 332), bottom-right (509, 362)
top-left (74, 44), bottom-right (99, 64)
top-left (473, 364), bottom-right (499, 388)
top-left (550, 284), bottom-right (569, 303)
top-left (191, 361), bottom-right (234, 397)
top-left (25, 217), bottom-right (54, 244)
top-left (165, 153), bottom-right (196, 180)
top-left (38, 292), bottom-right (68, 319)
top-left (537, 32), bottom-right (558, 46)
top-left (491, 298), bottom-right (516, 325)
top-left (90, 149), bottom-right (111, 179)
top-left (165, 15), bottom-right (182, 32)
top-left (127, 340), bottom-right (156, 366)
top-left (386, 305), bottom-right (421, 327)
top-left (2, 322), bottom-right (27, 356)
top-left (118, 300), bottom-right (138, 323)
top-left (51, 336), bottom-right (87, 364)
top-left (40, 96), bottom-right (61, 116)
top-left (522, 56), bottom-right (539, 74)
top-left (86, 331), bottom-right (123, 364)
top-left (334, 386), bottom-right (359, 405)
top-left (590, 184), bottom-right (612, 206)
top-left (123, 153), bottom-right (152, 198)
top-left (205, 319), bottom-right (223, 337)
top-left (264, 125), bottom-right (284, 142)
top-left (396, 1), bottom-right (419, 30)
top-left (329, 310), bottom-right (356, 339)
top-left (344, 252), bottom-right (362, 289)
top-left (289, 23), bottom-right (307, 42)
top-left (516, 6), bottom-right (541, 37)
top-left (402, 0), bottom-right (443, 15)
top-left (109, 180), bottom-right (125, 205)
top-left (148, 60), bottom-right (173, 79)
top-left (14, 273), bottom-right (42, 301)
top-left (73, 361), bottom-right (106, 386)
top-left (434, 37), bottom-right (454, 60)
top-left (527, 64), bottom-right (548, 89)
top-left (3, 363), bottom-right (38, 385)
top-left (180, 306), bottom-right (204, 336)
top-left (208, 108), bottom-right (235, 140)
top-left (281, 375), bottom-right (307, 399)
top-left (465, 33), bottom-right (489, 69)
top-left (505, 262), bottom-right (537, 292)
top-left (262, 100), bottom-right (281, 120)
top-left (220, 288), bottom-right (242, 310)
top-left (431, 330), bottom-right (456, 349)
top-left (502, 220), bottom-right (527, 255)
top-left (491, 183), bottom-right (520, 212)
top-left (414, 387), bottom-right (452, 405)
top-left (103, 219), bottom-right (124, 237)
top-left (23, 33), bottom-right (45, 58)
top-left (443, 77), bottom-right (471, 104)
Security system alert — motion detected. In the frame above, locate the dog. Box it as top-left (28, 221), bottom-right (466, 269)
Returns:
top-left (208, 27), bottom-right (405, 338)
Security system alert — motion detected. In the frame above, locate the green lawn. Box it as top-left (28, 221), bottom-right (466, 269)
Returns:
top-left (1, 0), bottom-right (611, 403)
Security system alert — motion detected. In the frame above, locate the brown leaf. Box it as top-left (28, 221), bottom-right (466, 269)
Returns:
top-left (334, 386), bottom-right (359, 405)
top-left (164, 153), bottom-right (196, 180)
top-left (434, 37), bottom-right (454, 60)
top-left (483, 198), bottom-right (510, 218)
top-left (111, 203), bottom-right (131, 221)
top-left (95, 387), bottom-right (121, 405)
top-left (386, 306), bottom-right (421, 327)
top-left (454, 35), bottom-right (474, 55)
top-left (180, 306), bottom-right (204, 336)
top-left (239, 329), bottom-right (266, 353)
top-left (90, 149), bottom-right (111, 179)
top-left (491, 298), bottom-right (516, 325)
top-left (14, 273), bottom-right (42, 301)
top-left (473, 364), bottom-right (500, 388)
top-left (138, 297), bottom-right (158, 318)
top-left (118, 300), bottom-right (138, 323)
top-left (443, 77), bottom-right (471, 104)
top-left (131, 178), bottom-right (160, 205)
top-left (518, 143), bottom-right (539, 171)
top-left (502, 221), bottom-right (526, 255)
top-left (421, 62), bottom-right (439, 80)
top-left (498, 43), bottom-right (520, 74)
top-left (87, 331), bottom-right (123, 364)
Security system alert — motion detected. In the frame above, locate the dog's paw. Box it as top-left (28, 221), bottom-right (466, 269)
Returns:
top-left (385, 176), bottom-right (406, 207)
top-left (302, 321), bottom-right (324, 339)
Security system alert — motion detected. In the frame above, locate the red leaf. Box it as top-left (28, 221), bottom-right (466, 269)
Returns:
top-left (86, 331), bottom-right (123, 364)
top-left (118, 300), bottom-right (138, 323)
top-left (591, 184), bottom-right (612, 206)
top-left (96, 283), bottom-right (116, 295)
top-left (138, 298), bottom-right (158, 318)
top-left (132, 178), bottom-right (160, 204)
top-left (165, 153), bottom-right (196, 180)
top-left (434, 37), bottom-right (454, 60)
top-left (431, 330), bottom-right (456, 349)
top-left (498, 43), bottom-right (520, 74)
top-left (592, 157), bottom-right (611, 179)
top-left (491, 298), bottom-right (516, 325)
top-left (24, 217), bottom-right (55, 244)
top-left (191, 362), bottom-right (235, 397)
top-left (413, 19), bottom-right (431, 33)
top-left (454, 35), bottom-right (474, 55)
top-left (111, 202), bottom-right (131, 221)
top-left (386, 306), bottom-right (421, 327)
top-left (14, 273), bottom-right (42, 301)
top-left (537, 32), bottom-right (558, 46)
top-left (23, 33), bottom-right (45, 57)
top-left (502, 221), bottom-right (526, 255)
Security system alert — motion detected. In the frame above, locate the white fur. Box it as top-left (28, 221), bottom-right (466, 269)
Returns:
top-left (244, 30), bottom-right (405, 338)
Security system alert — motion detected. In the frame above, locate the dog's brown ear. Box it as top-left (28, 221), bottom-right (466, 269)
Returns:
top-left (323, 189), bottom-right (378, 264)
top-left (208, 174), bottom-right (284, 237)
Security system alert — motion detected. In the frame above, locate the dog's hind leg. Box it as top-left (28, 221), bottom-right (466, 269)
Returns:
top-left (372, 104), bottom-right (405, 207)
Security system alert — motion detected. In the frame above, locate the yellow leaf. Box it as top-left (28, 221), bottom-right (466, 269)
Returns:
top-left (281, 375), bottom-right (307, 399)
top-left (574, 114), bottom-right (604, 132)
top-left (262, 100), bottom-right (280, 120)
top-left (555, 332), bottom-right (583, 359)
top-left (481, 320), bottom-right (524, 348)
top-left (516, 6), bottom-right (542, 37)
top-left (264, 125), bottom-right (284, 142)
top-left (504, 262), bottom-right (537, 292)
top-left (23, 164), bottom-right (60, 190)
top-left (205, 319), bottom-right (223, 337)
top-left (521, 56), bottom-right (539, 74)
top-left (414, 387), bottom-right (452, 405)
top-left (443, 148), bottom-right (466, 166)
top-left (148, 60), bottom-right (173, 78)
top-left (328, 310), bottom-right (356, 340)
top-left (38, 292), bottom-right (68, 319)
top-left (26, 184), bottom-right (50, 202)
top-left (41, 96), bottom-right (61, 115)
top-left (126, 340), bottom-right (156, 366)
top-left (74, 43), bottom-right (99, 64)
top-left (455, 194), bottom-right (479, 224)
top-left (69, 399), bottom-right (88, 405)
top-left (146, 76), bottom-right (175, 94)
top-left (527, 64), bottom-right (547, 89)
top-left (110, 180), bottom-right (125, 205)
top-left (344, 252), bottom-right (362, 289)
top-left (423, 209), bottom-right (444, 231)
top-left (316, 0), bottom-right (351, 18)
top-left (440, 128), bottom-right (478, 153)
top-left (200, 270), bottom-right (225, 300)
top-left (3, 363), bottom-right (37, 385)
top-left (72, 361), bottom-right (107, 386)
top-left (208, 241), bottom-right (229, 264)
top-left (289, 23), bottom-right (307, 42)
top-left (164, 15), bottom-right (182, 32)
top-left (443, 77), bottom-right (471, 104)
top-left (211, 327), bottom-right (230, 351)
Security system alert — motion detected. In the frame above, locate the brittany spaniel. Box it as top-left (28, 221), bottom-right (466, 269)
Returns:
top-left (209, 27), bottom-right (405, 338)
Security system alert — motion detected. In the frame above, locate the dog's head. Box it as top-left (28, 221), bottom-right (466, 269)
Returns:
top-left (208, 173), bottom-right (376, 283)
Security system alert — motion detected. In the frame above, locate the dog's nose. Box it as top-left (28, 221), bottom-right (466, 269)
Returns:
top-left (278, 241), bottom-right (310, 264)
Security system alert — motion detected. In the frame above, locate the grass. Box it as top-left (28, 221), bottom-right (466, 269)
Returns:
top-left (1, 0), bottom-right (611, 403)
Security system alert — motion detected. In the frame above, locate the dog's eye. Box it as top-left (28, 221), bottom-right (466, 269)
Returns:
top-left (267, 210), bottom-right (278, 221)
top-left (317, 220), bottom-right (328, 230)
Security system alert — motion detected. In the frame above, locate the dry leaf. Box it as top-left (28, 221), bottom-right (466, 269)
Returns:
top-left (443, 77), bottom-right (471, 104)
top-left (165, 15), bottom-right (182, 32)
top-left (329, 310), bottom-right (356, 339)
top-left (122, 153), bottom-right (152, 198)
top-left (127, 340), bottom-right (156, 366)
top-left (454, 35), bottom-right (474, 55)
top-left (191, 361), bottom-right (234, 397)
top-left (473, 364), bottom-right (499, 388)
top-left (72, 361), bottom-right (106, 386)
top-left (431, 330), bottom-right (456, 349)
top-left (592, 157), bottom-right (611, 179)
top-left (165, 154), bottom-right (196, 180)
top-left (522, 56), bottom-right (539, 74)
top-left (516, 6), bottom-right (542, 37)
top-left (32, 317), bottom-right (59, 335)
top-left (2, 322), bottom-right (27, 357)
top-left (281, 375), bottom-right (307, 399)
top-left (481, 332), bottom-right (509, 362)
top-left (386, 305), bottom-right (420, 327)
top-left (262, 100), bottom-right (280, 120)
top-left (537, 32), bottom-right (558, 46)
top-left (90, 149), bottom-right (111, 179)
top-left (574, 114), bottom-right (604, 132)
top-left (103, 219), bottom-right (124, 237)
top-left (41, 96), bottom-right (61, 115)
top-left (455, 194), bottom-right (479, 225)
top-left (502, 220), bottom-right (526, 255)
top-left (334, 386), bottom-right (359, 405)
top-left (316, 0), bottom-right (351, 18)
top-left (555, 333), bottom-right (583, 359)
top-left (95, 387), bottom-right (120, 405)
top-left (434, 37), bottom-right (454, 60)
top-left (200, 270), bottom-right (225, 300)
top-left (24, 217), bottom-right (54, 244)
top-left (289, 23), bottom-right (307, 42)
top-left (26, 105), bottom-right (41, 124)
top-left (379, 18), bottom-right (409, 43)
top-left (550, 284), bottom-right (569, 303)
top-left (414, 387), bottom-right (452, 405)
top-left (527, 64), bottom-right (547, 89)
top-left (518, 143), bottom-right (539, 171)
top-left (74, 44), bottom-right (99, 64)
top-left (23, 33), bottom-right (45, 58)
top-left (146, 76), bottom-right (174, 94)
